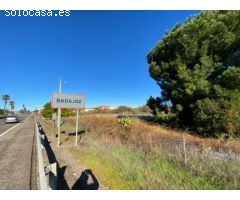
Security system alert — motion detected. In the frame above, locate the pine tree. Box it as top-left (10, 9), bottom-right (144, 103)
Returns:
top-left (147, 11), bottom-right (240, 137)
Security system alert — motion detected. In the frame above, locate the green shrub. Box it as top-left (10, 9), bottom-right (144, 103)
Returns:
top-left (41, 102), bottom-right (75, 119)
top-left (154, 110), bottom-right (178, 127)
top-left (41, 102), bottom-right (56, 119)
top-left (193, 97), bottom-right (240, 137)
top-left (61, 109), bottom-right (75, 117)
top-left (117, 117), bottom-right (133, 130)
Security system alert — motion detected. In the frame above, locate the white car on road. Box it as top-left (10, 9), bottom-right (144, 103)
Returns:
top-left (5, 116), bottom-right (19, 123)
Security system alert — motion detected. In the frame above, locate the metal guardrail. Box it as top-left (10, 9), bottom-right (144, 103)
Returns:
top-left (35, 115), bottom-right (49, 190)
top-left (35, 114), bottom-right (58, 190)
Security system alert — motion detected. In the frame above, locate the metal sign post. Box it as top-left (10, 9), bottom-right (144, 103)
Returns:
top-left (52, 121), bottom-right (55, 138)
top-left (75, 109), bottom-right (79, 146)
top-left (57, 108), bottom-right (61, 147)
top-left (57, 79), bottom-right (62, 147)
top-left (51, 90), bottom-right (85, 147)
top-left (52, 113), bottom-right (57, 138)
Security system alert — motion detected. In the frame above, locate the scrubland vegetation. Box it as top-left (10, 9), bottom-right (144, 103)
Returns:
top-left (41, 114), bottom-right (240, 189)
top-left (41, 102), bottom-right (76, 119)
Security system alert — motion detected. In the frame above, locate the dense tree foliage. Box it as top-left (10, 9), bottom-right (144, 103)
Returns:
top-left (41, 102), bottom-right (56, 119)
top-left (41, 102), bottom-right (75, 119)
top-left (147, 11), bottom-right (240, 137)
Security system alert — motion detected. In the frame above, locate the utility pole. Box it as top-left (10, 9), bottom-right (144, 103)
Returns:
top-left (57, 79), bottom-right (62, 147)
top-left (75, 109), bottom-right (79, 146)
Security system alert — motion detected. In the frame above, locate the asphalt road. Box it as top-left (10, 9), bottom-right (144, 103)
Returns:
top-left (0, 114), bottom-right (29, 136)
top-left (0, 114), bottom-right (37, 189)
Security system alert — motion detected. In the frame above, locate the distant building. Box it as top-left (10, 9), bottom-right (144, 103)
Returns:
top-left (97, 106), bottom-right (118, 111)
top-left (109, 106), bottom-right (118, 110)
top-left (36, 108), bottom-right (43, 114)
top-left (84, 108), bottom-right (95, 112)
top-left (83, 106), bottom-right (119, 112)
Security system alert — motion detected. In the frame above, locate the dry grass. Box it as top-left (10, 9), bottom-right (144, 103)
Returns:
top-left (66, 115), bottom-right (240, 155)
top-left (66, 114), bottom-right (240, 189)
top-left (40, 114), bottom-right (240, 189)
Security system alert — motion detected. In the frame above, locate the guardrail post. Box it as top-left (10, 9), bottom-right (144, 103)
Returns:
top-left (41, 134), bottom-right (45, 149)
top-left (49, 162), bottom-right (57, 190)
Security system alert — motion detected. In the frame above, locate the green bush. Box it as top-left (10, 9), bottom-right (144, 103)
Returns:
top-left (154, 110), bottom-right (178, 127)
top-left (61, 109), bottom-right (76, 117)
top-left (41, 102), bottom-right (56, 119)
top-left (41, 102), bottom-right (75, 119)
top-left (193, 97), bottom-right (240, 137)
top-left (117, 117), bottom-right (133, 130)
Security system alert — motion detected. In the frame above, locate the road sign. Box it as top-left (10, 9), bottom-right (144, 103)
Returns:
top-left (52, 113), bottom-right (57, 121)
top-left (51, 93), bottom-right (85, 109)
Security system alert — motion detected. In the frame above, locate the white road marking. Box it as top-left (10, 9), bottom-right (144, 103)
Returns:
top-left (0, 114), bottom-right (33, 139)
top-left (0, 123), bottom-right (21, 138)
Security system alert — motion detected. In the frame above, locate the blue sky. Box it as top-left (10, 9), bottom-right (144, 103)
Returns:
top-left (0, 10), bottom-right (200, 111)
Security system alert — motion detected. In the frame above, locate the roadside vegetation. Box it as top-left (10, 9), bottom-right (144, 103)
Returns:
top-left (41, 114), bottom-right (240, 189)
top-left (113, 105), bottom-right (151, 115)
top-left (0, 109), bottom-right (4, 116)
top-left (83, 105), bottom-right (151, 115)
top-left (147, 11), bottom-right (240, 138)
top-left (41, 102), bottom-right (76, 119)
top-left (40, 102), bottom-right (151, 119)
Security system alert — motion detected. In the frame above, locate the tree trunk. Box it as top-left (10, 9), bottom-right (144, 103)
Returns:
top-left (4, 103), bottom-right (6, 115)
